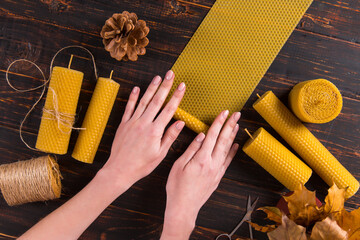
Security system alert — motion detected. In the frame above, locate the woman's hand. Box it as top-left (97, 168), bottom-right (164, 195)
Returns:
top-left (161, 110), bottom-right (240, 240)
top-left (102, 70), bottom-right (186, 189)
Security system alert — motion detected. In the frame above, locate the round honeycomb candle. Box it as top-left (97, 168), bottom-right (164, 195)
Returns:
top-left (253, 91), bottom-right (359, 198)
top-left (289, 79), bottom-right (342, 123)
top-left (72, 76), bottom-right (119, 164)
top-left (243, 127), bottom-right (312, 191)
top-left (36, 66), bottom-right (84, 154)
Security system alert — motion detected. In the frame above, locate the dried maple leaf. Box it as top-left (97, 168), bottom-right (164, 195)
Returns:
top-left (267, 215), bottom-right (307, 240)
top-left (337, 208), bottom-right (360, 240)
top-left (284, 184), bottom-right (322, 226)
top-left (323, 183), bottom-right (346, 220)
top-left (310, 217), bottom-right (347, 240)
top-left (258, 206), bottom-right (282, 225)
top-left (248, 221), bottom-right (276, 233)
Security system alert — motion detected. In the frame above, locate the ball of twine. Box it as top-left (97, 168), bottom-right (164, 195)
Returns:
top-left (0, 155), bottom-right (62, 206)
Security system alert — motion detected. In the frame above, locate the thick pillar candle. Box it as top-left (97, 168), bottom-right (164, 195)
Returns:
top-left (289, 79), bottom-right (342, 123)
top-left (254, 91), bottom-right (359, 198)
top-left (36, 66), bottom-right (84, 154)
top-left (72, 75), bottom-right (119, 164)
top-left (243, 128), bottom-right (312, 191)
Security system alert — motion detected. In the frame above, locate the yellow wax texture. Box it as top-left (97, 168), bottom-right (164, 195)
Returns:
top-left (72, 77), bottom-right (119, 164)
top-left (289, 79), bottom-right (342, 123)
top-left (243, 128), bottom-right (312, 191)
top-left (254, 91), bottom-right (359, 198)
top-left (36, 66), bottom-right (84, 154)
top-left (168, 0), bottom-right (313, 130)
top-left (174, 107), bottom-right (209, 134)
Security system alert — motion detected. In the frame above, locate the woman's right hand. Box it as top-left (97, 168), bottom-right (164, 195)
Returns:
top-left (161, 110), bottom-right (241, 240)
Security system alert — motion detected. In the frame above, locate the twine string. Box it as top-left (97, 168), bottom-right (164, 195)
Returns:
top-left (0, 155), bottom-right (62, 206)
top-left (42, 87), bottom-right (85, 134)
top-left (5, 45), bottom-right (98, 151)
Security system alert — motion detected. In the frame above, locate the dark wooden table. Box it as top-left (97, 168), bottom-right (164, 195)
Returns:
top-left (0, 0), bottom-right (359, 239)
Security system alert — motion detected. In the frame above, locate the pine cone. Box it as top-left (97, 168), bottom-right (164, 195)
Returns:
top-left (100, 11), bottom-right (149, 61)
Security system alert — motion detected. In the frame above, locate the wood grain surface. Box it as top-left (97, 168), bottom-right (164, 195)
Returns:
top-left (0, 0), bottom-right (359, 239)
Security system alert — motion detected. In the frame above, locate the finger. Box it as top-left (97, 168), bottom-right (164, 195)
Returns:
top-left (161, 120), bottom-right (185, 153)
top-left (142, 70), bottom-right (175, 121)
top-left (132, 75), bottom-right (162, 119)
top-left (155, 82), bottom-right (185, 128)
top-left (177, 132), bottom-right (205, 167)
top-left (122, 86), bottom-right (140, 122)
top-left (212, 112), bottom-right (241, 162)
top-left (201, 110), bottom-right (229, 152)
top-left (223, 143), bottom-right (239, 169)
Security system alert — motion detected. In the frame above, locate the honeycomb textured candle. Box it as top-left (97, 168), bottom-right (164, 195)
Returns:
top-left (289, 79), bottom-right (343, 123)
top-left (168, 0), bottom-right (313, 132)
top-left (36, 66), bottom-right (84, 154)
top-left (243, 128), bottom-right (312, 191)
top-left (253, 91), bottom-right (359, 198)
top-left (174, 108), bottom-right (209, 134)
top-left (72, 77), bottom-right (119, 163)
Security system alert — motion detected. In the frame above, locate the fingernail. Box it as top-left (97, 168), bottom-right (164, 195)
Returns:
top-left (233, 112), bottom-right (241, 121)
top-left (222, 110), bottom-right (229, 118)
top-left (176, 121), bottom-right (185, 130)
top-left (196, 132), bottom-right (205, 142)
top-left (234, 143), bottom-right (239, 150)
top-left (132, 86), bottom-right (139, 94)
top-left (165, 70), bottom-right (174, 80)
top-left (152, 76), bottom-right (161, 85)
top-left (177, 82), bottom-right (185, 91)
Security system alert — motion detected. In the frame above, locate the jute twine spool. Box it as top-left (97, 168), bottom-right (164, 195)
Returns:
top-left (0, 155), bottom-right (62, 206)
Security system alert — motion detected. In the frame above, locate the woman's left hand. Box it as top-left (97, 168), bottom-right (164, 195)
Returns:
top-left (102, 70), bottom-right (186, 188)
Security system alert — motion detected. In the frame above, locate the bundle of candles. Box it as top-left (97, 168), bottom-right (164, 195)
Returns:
top-left (243, 81), bottom-right (359, 198)
top-left (1, 46), bottom-right (120, 206)
top-left (36, 55), bottom-right (119, 164)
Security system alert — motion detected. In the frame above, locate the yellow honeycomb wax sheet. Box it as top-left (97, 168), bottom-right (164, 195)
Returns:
top-left (169, 0), bottom-right (313, 130)
top-left (72, 77), bottom-right (119, 164)
top-left (36, 66), bottom-right (84, 154)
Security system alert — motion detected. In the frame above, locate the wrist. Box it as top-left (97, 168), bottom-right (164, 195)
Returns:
top-left (95, 167), bottom-right (133, 197)
top-left (161, 205), bottom-right (197, 240)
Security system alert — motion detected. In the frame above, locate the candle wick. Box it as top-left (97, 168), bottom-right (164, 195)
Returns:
top-left (68, 54), bottom-right (74, 69)
top-left (109, 70), bottom-right (114, 79)
top-left (256, 93), bottom-right (261, 99)
top-left (244, 128), bottom-right (254, 139)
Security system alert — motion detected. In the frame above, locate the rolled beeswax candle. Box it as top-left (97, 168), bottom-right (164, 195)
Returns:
top-left (36, 66), bottom-right (84, 154)
top-left (289, 79), bottom-right (342, 123)
top-left (72, 75), bottom-right (119, 163)
top-left (174, 107), bottom-right (209, 134)
top-left (254, 91), bottom-right (359, 198)
top-left (243, 128), bottom-right (312, 191)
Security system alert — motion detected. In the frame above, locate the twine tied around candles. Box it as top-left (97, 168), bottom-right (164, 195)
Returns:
top-left (42, 87), bottom-right (84, 134)
top-left (0, 155), bottom-right (62, 206)
top-left (5, 45), bottom-right (98, 151)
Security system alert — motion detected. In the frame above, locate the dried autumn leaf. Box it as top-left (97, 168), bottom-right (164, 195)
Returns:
top-left (258, 206), bottom-right (282, 225)
top-left (284, 184), bottom-right (322, 226)
top-left (323, 183), bottom-right (346, 220)
top-left (310, 217), bottom-right (347, 240)
top-left (267, 215), bottom-right (307, 240)
top-left (337, 208), bottom-right (360, 239)
top-left (248, 221), bottom-right (276, 233)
